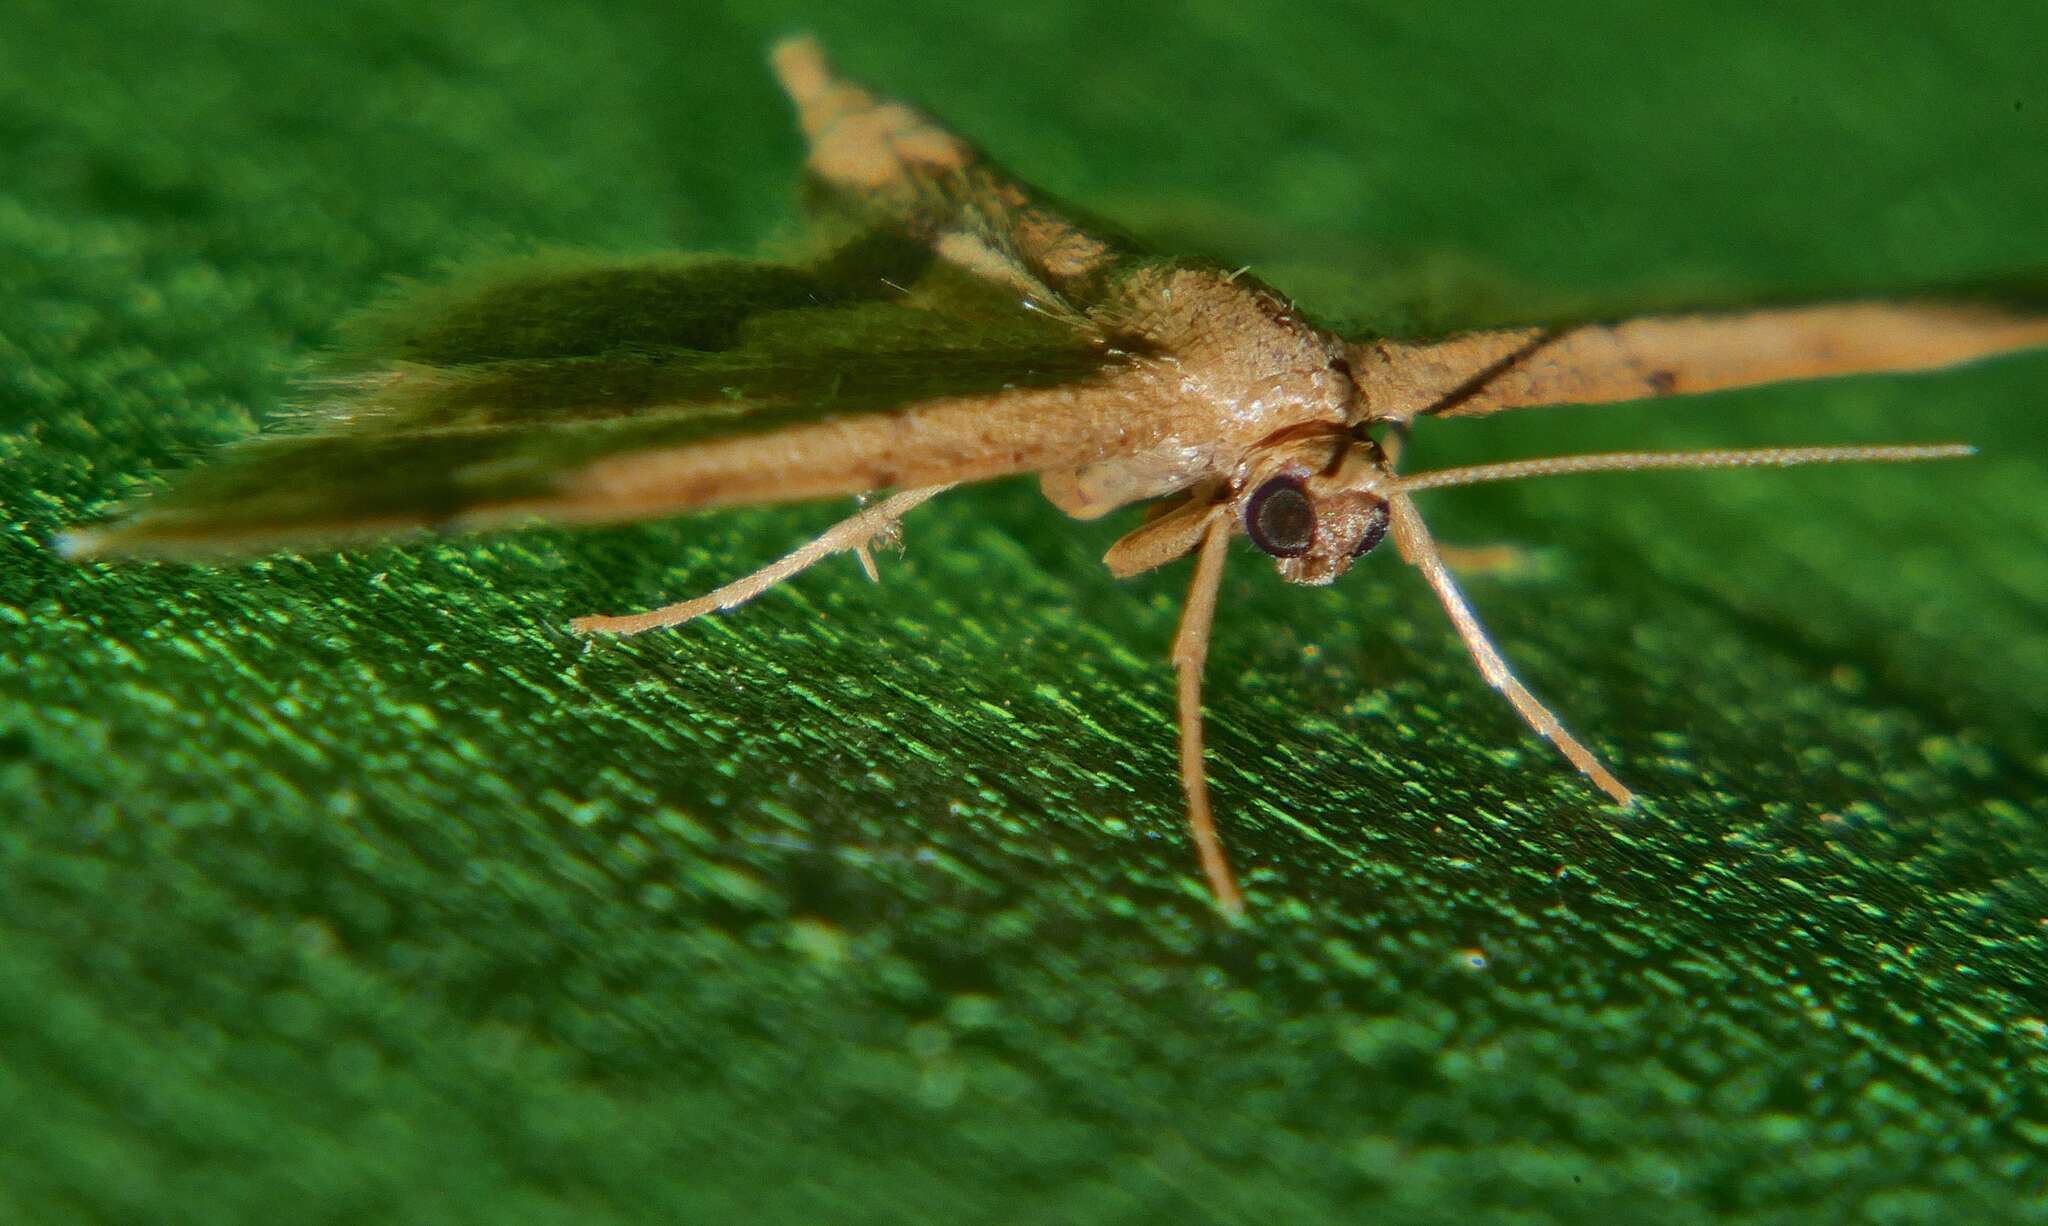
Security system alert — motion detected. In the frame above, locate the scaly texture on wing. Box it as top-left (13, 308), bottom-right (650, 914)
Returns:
top-left (64, 232), bottom-right (1137, 556)
top-left (1347, 300), bottom-right (2048, 423)
top-left (772, 36), bottom-right (1155, 320)
top-left (66, 38), bottom-right (1186, 559)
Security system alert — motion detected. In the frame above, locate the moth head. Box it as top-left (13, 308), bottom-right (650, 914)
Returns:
top-left (1235, 434), bottom-right (1391, 585)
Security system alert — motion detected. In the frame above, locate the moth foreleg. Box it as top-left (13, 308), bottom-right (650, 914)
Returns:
top-left (1387, 494), bottom-right (1634, 807)
top-left (570, 485), bottom-right (952, 637)
top-left (1170, 512), bottom-right (1246, 915)
top-left (1380, 423), bottom-right (1535, 576)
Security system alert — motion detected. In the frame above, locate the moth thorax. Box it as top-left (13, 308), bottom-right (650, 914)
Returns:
top-left (1241, 474), bottom-right (1390, 585)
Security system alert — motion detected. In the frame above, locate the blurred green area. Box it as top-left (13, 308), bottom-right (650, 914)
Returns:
top-left (3, 1), bottom-right (2046, 1221)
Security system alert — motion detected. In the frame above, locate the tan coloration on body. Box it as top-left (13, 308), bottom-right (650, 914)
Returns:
top-left (1034, 266), bottom-right (1355, 519)
top-left (932, 232), bottom-right (1065, 303)
top-left (1013, 215), bottom-right (1115, 283)
top-left (66, 35), bottom-right (2048, 913)
top-left (474, 376), bottom-right (1141, 528)
top-left (1101, 489), bottom-right (1226, 578)
top-left (774, 37), bottom-right (1117, 295)
top-left (1351, 304), bottom-right (2048, 423)
top-left (771, 38), bottom-right (974, 190)
top-left (1385, 494), bottom-right (1633, 805)
top-left (571, 485), bottom-right (953, 636)
top-left (613, 40), bottom-right (2048, 911)
top-left (1169, 516), bottom-right (1243, 915)
top-left (500, 259), bottom-right (1353, 533)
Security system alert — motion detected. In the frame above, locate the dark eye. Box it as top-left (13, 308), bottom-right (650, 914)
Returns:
top-left (1349, 500), bottom-right (1391, 557)
top-left (1245, 476), bottom-right (1315, 557)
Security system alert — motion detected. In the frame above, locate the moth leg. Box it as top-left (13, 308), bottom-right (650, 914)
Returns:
top-left (1170, 512), bottom-right (1246, 915)
top-left (571, 485), bottom-right (952, 636)
top-left (850, 495), bottom-right (905, 583)
top-left (1101, 486), bottom-right (1226, 578)
top-left (1378, 424), bottom-right (1531, 576)
top-left (1386, 494), bottom-right (1634, 806)
top-left (1379, 421), bottom-right (1410, 468)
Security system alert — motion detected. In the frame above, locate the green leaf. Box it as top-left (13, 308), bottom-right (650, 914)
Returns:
top-left (5, 3), bottom-right (2047, 1224)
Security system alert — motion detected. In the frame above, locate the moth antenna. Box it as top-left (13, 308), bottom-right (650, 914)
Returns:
top-left (1386, 494), bottom-right (1635, 807)
top-left (1394, 443), bottom-right (1973, 495)
top-left (1171, 516), bottom-right (1246, 916)
top-left (571, 485), bottom-right (951, 636)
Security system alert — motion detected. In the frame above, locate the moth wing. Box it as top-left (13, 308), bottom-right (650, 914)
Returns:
top-left (772, 36), bottom-right (1151, 320)
top-left (66, 38), bottom-right (1182, 559)
top-left (63, 242), bottom-right (1140, 557)
top-left (1337, 279), bottom-right (2048, 423)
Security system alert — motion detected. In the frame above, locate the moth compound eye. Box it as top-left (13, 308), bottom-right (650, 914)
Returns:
top-left (1349, 500), bottom-right (1391, 557)
top-left (1245, 476), bottom-right (1314, 558)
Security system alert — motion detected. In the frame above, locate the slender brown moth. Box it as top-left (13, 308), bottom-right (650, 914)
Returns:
top-left (62, 38), bottom-right (2048, 913)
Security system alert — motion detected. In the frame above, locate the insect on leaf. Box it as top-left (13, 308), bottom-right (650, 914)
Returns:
top-left (63, 36), bottom-right (2048, 914)
top-left (65, 230), bottom-right (1141, 554)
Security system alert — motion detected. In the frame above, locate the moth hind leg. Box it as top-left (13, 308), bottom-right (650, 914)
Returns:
top-left (853, 509), bottom-right (906, 582)
top-left (571, 485), bottom-right (952, 637)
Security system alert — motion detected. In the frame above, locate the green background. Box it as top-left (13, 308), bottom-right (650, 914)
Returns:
top-left (4, 2), bottom-right (2046, 1221)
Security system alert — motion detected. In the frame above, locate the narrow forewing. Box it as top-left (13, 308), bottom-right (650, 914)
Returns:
top-left (68, 243), bottom-right (1138, 556)
top-left (1349, 301), bottom-right (2048, 423)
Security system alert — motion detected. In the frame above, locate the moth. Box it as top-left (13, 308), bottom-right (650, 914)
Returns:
top-left (64, 37), bottom-right (2048, 913)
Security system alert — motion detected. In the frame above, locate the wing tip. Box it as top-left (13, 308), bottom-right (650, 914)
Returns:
top-left (51, 516), bottom-right (210, 561)
top-left (52, 505), bottom-right (440, 561)
top-left (50, 526), bottom-right (106, 561)
top-left (769, 34), bottom-right (833, 107)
